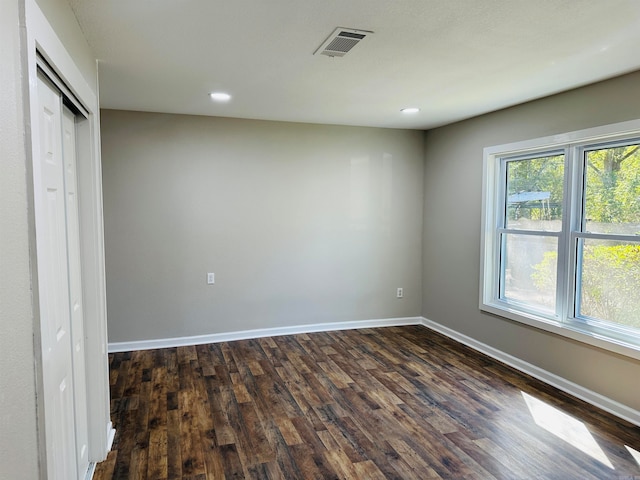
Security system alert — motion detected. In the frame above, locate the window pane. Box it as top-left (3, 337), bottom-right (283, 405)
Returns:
top-left (577, 239), bottom-right (640, 330)
top-left (584, 143), bottom-right (640, 235)
top-left (506, 154), bottom-right (564, 231)
top-left (501, 233), bottom-right (557, 313)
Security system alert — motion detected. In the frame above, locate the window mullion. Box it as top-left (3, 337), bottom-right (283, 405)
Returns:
top-left (559, 146), bottom-right (582, 322)
top-left (569, 145), bottom-right (589, 321)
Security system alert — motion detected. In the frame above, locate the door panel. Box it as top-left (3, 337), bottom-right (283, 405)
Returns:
top-left (63, 105), bottom-right (90, 476)
top-left (52, 376), bottom-right (76, 478)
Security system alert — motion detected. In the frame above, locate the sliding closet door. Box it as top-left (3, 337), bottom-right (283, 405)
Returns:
top-left (36, 71), bottom-right (89, 480)
top-left (62, 104), bottom-right (90, 477)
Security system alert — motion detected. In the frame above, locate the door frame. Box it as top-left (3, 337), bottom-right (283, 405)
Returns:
top-left (23, 0), bottom-right (112, 475)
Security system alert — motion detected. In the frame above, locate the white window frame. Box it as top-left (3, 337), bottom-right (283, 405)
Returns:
top-left (481, 119), bottom-right (640, 361)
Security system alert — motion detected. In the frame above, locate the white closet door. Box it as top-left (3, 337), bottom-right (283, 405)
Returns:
top-left (37, 72), bottom-right (79, 480)
top-left (62, 105), bottom-right (90, 478)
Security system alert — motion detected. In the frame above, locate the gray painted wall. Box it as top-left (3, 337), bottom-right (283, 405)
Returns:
top-left (101, 111), bottom-right (424, 343)
top-left (422, 70), bottom-right (640, 410)
top-left (1, 2), bottom-right (40, 479)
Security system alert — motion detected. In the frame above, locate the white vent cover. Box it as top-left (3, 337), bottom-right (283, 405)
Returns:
top-left (314, 27), bottom-right (372, 57)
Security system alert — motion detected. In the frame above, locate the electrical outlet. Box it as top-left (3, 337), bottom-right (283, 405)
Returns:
top-left (397, 287), bottom-right (403, 298)
top-left (207, 272), bottom-right (215, 285)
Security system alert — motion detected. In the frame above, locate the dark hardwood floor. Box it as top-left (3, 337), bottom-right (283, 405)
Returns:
top-left (93, 325), bottom-right (640, 479)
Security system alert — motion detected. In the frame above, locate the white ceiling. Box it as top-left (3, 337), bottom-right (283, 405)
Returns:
top-left (69, 0), bottom-right (640, 130)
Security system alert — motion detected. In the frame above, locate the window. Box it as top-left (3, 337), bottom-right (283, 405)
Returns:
top-left (481, 120), bottom-right (640, 359)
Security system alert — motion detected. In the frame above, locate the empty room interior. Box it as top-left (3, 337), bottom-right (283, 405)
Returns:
top-left (3, 0), bottom-right (640, 479)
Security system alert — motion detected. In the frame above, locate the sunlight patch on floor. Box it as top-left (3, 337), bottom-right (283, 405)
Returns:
top-left (522, 392), bottom-right (614, 469)
top-left (626, 445), bottom-right (640, 467)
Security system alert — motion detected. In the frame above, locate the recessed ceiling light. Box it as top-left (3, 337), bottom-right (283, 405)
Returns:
top-left (209, 92), bottom-right (231, 102)
top-left (401, 107), bottom-right (420, 114)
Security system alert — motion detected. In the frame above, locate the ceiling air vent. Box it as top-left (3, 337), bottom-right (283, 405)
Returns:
top-left (314, 27), bottom-right (372, 57)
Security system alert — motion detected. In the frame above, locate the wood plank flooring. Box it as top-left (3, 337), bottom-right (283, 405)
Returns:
top-left (93, 326), bottom-right (640, 479)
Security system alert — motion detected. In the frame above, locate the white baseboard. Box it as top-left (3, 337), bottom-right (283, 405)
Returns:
top-left (420, 317), bottom-right (640, 427)
top-left (108, 317), bottom-right (423, 353)
top-left (86, 422), bottom-right (115, 480)
top-left (106, 422), bottom-right (116, 451)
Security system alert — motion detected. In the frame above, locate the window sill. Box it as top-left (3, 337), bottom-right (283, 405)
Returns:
top-left (480, 302), bottom-right (640, 362)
